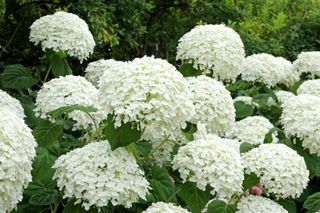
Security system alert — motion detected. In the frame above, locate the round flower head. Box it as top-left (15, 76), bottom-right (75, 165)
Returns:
top-left (242, 53), bottom-right (298, 87)
top-left (236, 195), bottom-right (288, 213)
top-left (281, 94), bottom-right (320, 156)
top-left (297, 79), bottom-right (320, 97)
top-left (176, 24), bottom-right (245, 81)
top-left (98, 56), bottom-right (195, 131)
top-left (274, 90), bottom-right (295, 105)
top-left (35, 75), bottom-right (103, 130)
top-left (0, 109), bottom-right (37, 212)
top-left (233, 96), bottom-right (259, 108)
top-left (0, 89), bottom-right (25, 120)
top-left (187, 76), bottom-right (235, 135)
top-left (172, 137), bottom-right (244, 199)
top-left (242, 144), bottom-right (309, 199)
top-left (226, 116), bottom-right (277, 145)
top-left (194, 123), bottom-right (240, 154)
top-left (293, 51), bottom-right (320, 78)
top-left (29, 11), bottom-right (95, 61)
top-left (85, 59), bottom-right (129, 87)
top-left (53, 141), bottom-right (150, 210)
top-left (142, 202), bottom-right (190, 213)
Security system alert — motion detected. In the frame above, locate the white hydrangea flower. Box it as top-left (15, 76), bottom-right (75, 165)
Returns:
top-left (98, 56), bottom-right (195, 132)
top-left (84, 59), bottom-right (129, 87)
top-left (187, 76), bottom-right (235, 135)
top-left (0, 89), bottom-right (25, 120)
top-left (142, 202), bottom-right (190, 213)
top-left (274, 90), bottom-right (295, 105)
top-left (35, 75), bottom-right (104, 130)
top-left (194, 123), bottom-right (240, 154)
top-left (297, 79), bottom-right (320, 97)
top-left (242, 144), bottom-right (309, 199)
top-left (176, 24), bottom-right (245, 81)
top-left (226, 116), bottom-right (277, 145)
top-left (172, 137), bottom-right (244, 199)
top-left (236, 195), bottom-right (288, 213)
top-left (0, 108), bottom-right (37, 212)
top-left (281, 94), bottom-right (320, 156)
top-left (29, 11), bottom-right (95, 61)
top-left (242, 53), bottom-right (298, 87)
top-left (53, 141), bottom-right (150, 210)
top-left (293, 51), bottom-right (320, 78)
top-left (233, 96), bottom-right (259, 108)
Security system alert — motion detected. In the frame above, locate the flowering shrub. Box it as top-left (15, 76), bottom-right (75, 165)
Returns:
top-left (0, 10), bottom-right (320, 213)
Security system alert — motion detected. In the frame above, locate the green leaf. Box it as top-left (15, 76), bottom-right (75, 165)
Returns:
top-left (240, 142), bottom-right (256, 154)
top-left (102, 114), bottom-right (142, 150)
top-left (29, 189), bottom-right (59, 206)
top-left (33, 120), bottom-right (63, 146)
top-left (178, 182), bottom-right (210, 213)
top-left (242, 172), bottom-right (260, 191)
top-left (134, 140), bottom-right (152, 156)
top-left (149, 166), bottom-right (176, 202)
top-left (1, 64), bottom-right (38, 89)
top-left (304, 192), bottom-right (320, 212)
top-left (252, 93), bottom-right (270, 108)
top-left (24, 180), bottom-right (56, 197)
top-left (264, 127), bottom-right (282, 144)
top-left (179, 63), bottom-right (202, 77)
top-left (234, 101), bottom-right (254, 119)
top-left (50, 54), bottom-right (72, 77)
top-left (62, 200), bottom-right (96, 213)
top-left (207, 200), bottom-right (236, 213)
top-left (32, 147), bottom-right (57, 184)
top-left (48, 104), bottom-right (97, 119)
top-left (277, 199), bottom-right (297, 213)
top-left (182, 122), bottom-right (197, 141)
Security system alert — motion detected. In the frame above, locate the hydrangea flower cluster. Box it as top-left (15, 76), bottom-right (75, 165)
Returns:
top-left (236, 195), bottom-right (288, 213)
top-left (53, 141), bottom-right (150, 210)
top-left (293, 51), bottom-right (320, 78)
top-left (142, 202), bottom-right (190, 213)
top-left (85, 59), bottom-right (129, 87)
top-left (281, 94), bottom-right (320, 156)
top-left (0, 109), bottom-right (37, 212)
top-left (98, 56), bottom-right (195, 131)
top-left (233, 96), bottom-right (259, 108)
top-left (29, 11), bottom-right (95, 61)
top-left (34, 75), bottom-right (103, 130)
top-left (242, 144), bottom-right (309, 199)
top-left (226, 116), bottom-right (277, 145)
top-left (172, 137), bottom-right (244, 199)
top-left (0, 89), bottom-right (25, 120)
top-left (176, 24), bottom-right (245, 81)
top-left (241, 53), bottom-right (298, 87)
top-left (187, 76), bottom-right (235, 135)
top-left (297, 79), bottom-right (320, 97)
top-left (270, 90), bottom-right (295, 105)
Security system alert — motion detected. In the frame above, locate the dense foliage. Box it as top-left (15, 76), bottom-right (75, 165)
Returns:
top-left (1, 1), bottom-right (320, 213)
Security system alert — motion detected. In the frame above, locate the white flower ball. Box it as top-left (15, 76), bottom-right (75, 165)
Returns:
top-left (142, 202), bottom-right (190, 213)
top-left (29, 11), bottom-right (95, 61)
top-left (226, 116), bottom-right (277, 145)
top-left (172, 137), bottom-right (244, 199)
top-left (297, 79), bottom-right (320, 97)
top-left (275, 90), bottom-right (295, 105)
top-left (98, 56), bottom-right (195, 132)
top-left (84, 59), bottom-right (128, 87)
top-left (35, 75), bottom-right (103, 130)
top-left (293, 51), bottom-right (320, 78)
top-left (0, 109), bottom-right (37, 212)
top-left (242, 53), bottom-right (298, 87)
top-left (281, 94), bottom-right (320, 156)
top-left (242, 144), bottom-right (309, 199)
top-left (0, 89), bottom-right (25, 120)
top-left (236, 195), bottom-right (288, 213)
top-left (187, 76), bottom-right (235, 135)
top-left (233, 96), bottom-right (259, 108)
top-left (53, 141), bottom-right (150, 210)
top-left (176, 24), bottom-right (245, 81)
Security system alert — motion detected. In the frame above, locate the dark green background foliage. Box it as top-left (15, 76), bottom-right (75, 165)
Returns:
top-left (1, 0), bottom-right (320, 73)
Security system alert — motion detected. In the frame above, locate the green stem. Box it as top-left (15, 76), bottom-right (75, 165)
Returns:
top-left (84, 111), bottom-right (98, 131)
top-left (51, 203), bottom-right (59, 213)
top-left (89, 122), bottom-right (108, 142)
top-left (44, 64), bottom-right (52, 83)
